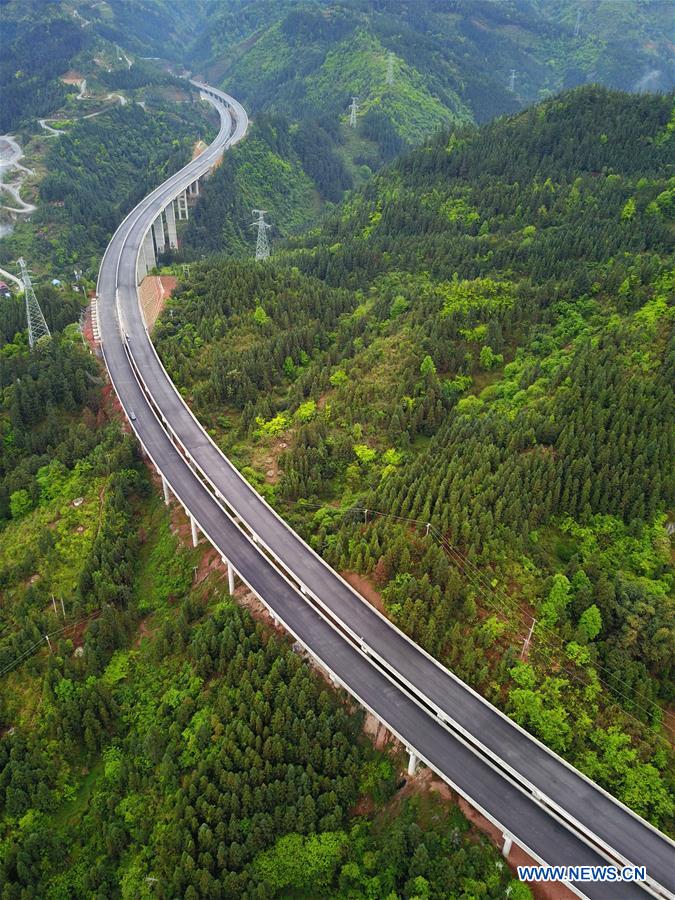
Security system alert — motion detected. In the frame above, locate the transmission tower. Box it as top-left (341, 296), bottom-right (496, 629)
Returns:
top-left (18, 258), bottom-right (51, 349)
top-left (349, 96), bottom-right (359, 128)
top-left (386, 52), bottom-right (394, 86)
top-left (251, 209), bottom-right (271, 261)
top-left (574, 8), bottom-right (582, 37)
top-left (508, 69), bottom-right (517, 93)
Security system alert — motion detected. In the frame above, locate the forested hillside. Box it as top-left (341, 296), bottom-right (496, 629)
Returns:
top-left (2, 2), bottom-right (674, 894)
top-left (0, 0), bottom-right (206, 131)
top-left (1, 99), bottom-right (214, 278)
top-left (0, 313), bottom-right (524, 899)
top-left (180, 0), bottom-right (674, 257)
top-left (202, 0), bottom-right (674, 121)
top-left (0, 0), bottom-right (218, 286)
top-left (181, 115), bottom-right (318, 259)
top-left (155, 86), bottom-right (675, 830)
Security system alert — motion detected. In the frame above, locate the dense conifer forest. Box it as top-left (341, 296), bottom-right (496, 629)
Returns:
top-left (0, 330), bottom-right (523, 899)
top-left (1, 2), bottom-right (674, 896)
top-left (156, 86), bottom-right (675, 831)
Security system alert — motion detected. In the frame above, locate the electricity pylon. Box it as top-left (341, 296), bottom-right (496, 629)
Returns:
top-left (574, 8), bottom-right (582, 37)
top-left (349, 96), bottom-right (359, 127)
top-left (386, 52), bottom-right (394, 86)
top-left (508, 69), bottom-right (516, 93)
top-left (18, 258), bottom-right (51, 349)
top-left (251, 210), bottom-right (271, 261)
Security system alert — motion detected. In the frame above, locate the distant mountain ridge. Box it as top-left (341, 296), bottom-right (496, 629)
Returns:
top-left (175, 0), bottom-right (674, 256)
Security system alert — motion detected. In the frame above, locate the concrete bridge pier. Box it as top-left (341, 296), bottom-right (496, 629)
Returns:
top-left (407, 749), bottom-right (418, 776)
top-left (190, 516), bottom-right (199, 547)
top-left (153, 215), bottom-right (166, 253)
top-left (136, 244), bottom-right (147, 284)
top-left (177, 190), bottom-right (189, 220)
top-left (165, 202), bottom-right (178, 249)
top-left (222, 557), bottom-right (236, 594)
top-left (502, 834), bottom-right (513, 858)
top-left (161, 476), bottom-right (171, 506)
top-left (143, 229), bottom-right (156, 271)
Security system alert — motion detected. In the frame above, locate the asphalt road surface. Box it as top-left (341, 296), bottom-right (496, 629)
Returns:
top-left (97, 83), bottom-right (674, 899)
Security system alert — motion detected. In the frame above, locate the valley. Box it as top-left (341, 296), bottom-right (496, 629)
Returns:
top-left (0, 3), bottom-right (673, 898)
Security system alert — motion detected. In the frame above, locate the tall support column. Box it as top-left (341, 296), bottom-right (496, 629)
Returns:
top-left (223, 557), bottom-right (236, 594)
top-left (407, 750), bottom-right (418, 776)
top-left (190, 516), bottom-right (199, 547)
top-left (502, 834), bottom-right (513, 858)
top-left (177, 190), bottom-right (189, 220)
top-left (153, 215), bottom-right (166, 253)
top-left (161, 476), bottom-right (170, 505)
top-left (137, 244), bottom-right (147, 284)
top-left (192, 179), bottom-right (200, 196)
top-left (165, 202), bottom-right (178, 249)
top-left (143, 229), bottom-right (156, 271)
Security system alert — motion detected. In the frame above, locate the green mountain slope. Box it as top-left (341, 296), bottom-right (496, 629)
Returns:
top-left (202, 0), bottom-right (674, 122)
top-left (0, 308), bottom-right (524, 900)
top-left (0, 0), bottom-right (206, 132)
top-left (180, 0), bottom-right (673, 256)
top-left (155, 86), bottom-right (675, 830)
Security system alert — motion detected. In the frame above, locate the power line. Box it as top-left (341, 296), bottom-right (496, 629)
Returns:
top-left (286, 499), bottom-right (672, 731)
top-left (0, 611), bottom-right (100, 679)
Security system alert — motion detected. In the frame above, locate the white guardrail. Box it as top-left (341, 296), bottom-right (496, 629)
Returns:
top-left (124, 334), bottom-right (674, 900)
top-left (128, 121), bottom-right (674, 891)
top-left (102, 83), bottom-right (673, 900)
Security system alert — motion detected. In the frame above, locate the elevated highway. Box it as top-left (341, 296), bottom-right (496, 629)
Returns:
top-left (97, 82), bottom-right (675, 899)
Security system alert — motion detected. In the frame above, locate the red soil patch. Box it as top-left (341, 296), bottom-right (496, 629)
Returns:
top-left (191, 140), bottom-right (208, 159)
top-left (341, 571), bottom-right (387, 615)
top-left (67, 612), bottom-right (100, 649)
top-left (194, 546), bottom-right (226, 585)
top-left (316, 391), bottom-right (330, 410)
top-left (363, 711), bottom-right (399, 752)
top-left (61, 71), bottom-right (84, 85)
top-left (134, 617), bottom-right (155, 647)
top-left (139, 275), bottom-right (177, 331)
top-left (99, 382), bottom-right (125, 428)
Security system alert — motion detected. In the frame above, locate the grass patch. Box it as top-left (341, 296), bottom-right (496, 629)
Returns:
top-left (134, 494), bottom-right (194, 614)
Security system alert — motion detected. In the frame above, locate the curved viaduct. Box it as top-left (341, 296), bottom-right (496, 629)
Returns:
top-left (96, 82), bottom-right (675, 900)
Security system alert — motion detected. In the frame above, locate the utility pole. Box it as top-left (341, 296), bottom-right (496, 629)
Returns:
top-left (18, 258), bottom-right (51, 349)
top-left (251, 209), bottom-right (271, 261)
top-left (520, 618), bottom-right (536, 659)
top-left (349, 96), bottom-right (359, 128)
top-left (45, 634), bottom-right (53, 654)
top-left (574, 8), bottom-right (582, 37)
top-left (508, 69), bottom-right (516, 93)
top-left (386, 52), bottom-right (394, 86)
